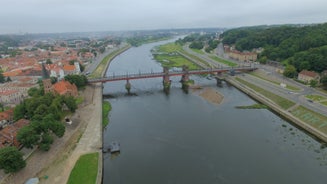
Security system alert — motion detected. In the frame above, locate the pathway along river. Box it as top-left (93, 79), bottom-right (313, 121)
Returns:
top-left (103, 39), bottom-right (327, 184)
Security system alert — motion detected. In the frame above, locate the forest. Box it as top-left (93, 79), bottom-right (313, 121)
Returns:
top-left (221, 23), bottom-right (327, 73)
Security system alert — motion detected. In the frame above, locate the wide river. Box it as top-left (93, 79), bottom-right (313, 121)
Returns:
top-left (103, 39), bottom-right (327, 184)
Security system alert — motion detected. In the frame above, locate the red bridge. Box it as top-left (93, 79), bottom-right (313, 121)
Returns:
top-left (88, 65), bottom-right (257, 83)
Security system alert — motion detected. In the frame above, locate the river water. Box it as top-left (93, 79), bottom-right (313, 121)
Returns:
top-left (103, 39), bottom-right (327, 184)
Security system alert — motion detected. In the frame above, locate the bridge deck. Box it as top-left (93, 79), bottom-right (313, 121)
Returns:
top-left (88, 66), bottom-right (257, 83)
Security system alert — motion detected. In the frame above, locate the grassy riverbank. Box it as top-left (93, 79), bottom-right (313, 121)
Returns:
top-left (102, 101), bottom-right (111, 127)
top-left (291, 106), bottom-right (327, 134)
top-left (89, 45), bottom-right (131, 78)
top-left (235, 77), bottom-right (295, 110)
top-left (67, 153), bottom-right (99, 184)
top-left (235, 103), bottom-right (268, 109)
top-left (153, 43), bottom-right (200, 69)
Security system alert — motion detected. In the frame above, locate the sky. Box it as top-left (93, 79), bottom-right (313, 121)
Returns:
top-left (1, 0), bottom-right (327, 34)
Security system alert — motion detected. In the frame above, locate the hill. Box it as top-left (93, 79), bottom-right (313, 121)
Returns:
top-left (221, 23), bottom-right (327, 73)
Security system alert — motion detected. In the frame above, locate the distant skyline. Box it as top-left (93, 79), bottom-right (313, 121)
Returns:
top-left (1, 0), bottom-right (327, 34)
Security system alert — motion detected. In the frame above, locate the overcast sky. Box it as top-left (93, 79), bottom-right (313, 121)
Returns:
top-left (1, 0), bottom-right (327, 34)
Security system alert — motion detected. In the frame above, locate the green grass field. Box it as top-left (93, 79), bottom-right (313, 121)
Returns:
top-left (235, 77), bottom-right (295, 110)
top-left (305, 94), bottom-right (327, 102)
top-left (291, 106), bottom-right (327, 134)
top-left (153, 43), bottom-right (201, 69)
top-left (67, 152), bottom-right (99, 184)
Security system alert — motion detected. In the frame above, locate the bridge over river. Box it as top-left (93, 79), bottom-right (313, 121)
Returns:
top-left (88, 65), bottom-right (257, 93)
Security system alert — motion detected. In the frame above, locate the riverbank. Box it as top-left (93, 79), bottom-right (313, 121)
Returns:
top-left (226, 76), bottom-right (327, 143)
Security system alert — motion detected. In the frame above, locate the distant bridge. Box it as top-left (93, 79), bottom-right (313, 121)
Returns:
top-left (88, 65), bottom-right (257, 83)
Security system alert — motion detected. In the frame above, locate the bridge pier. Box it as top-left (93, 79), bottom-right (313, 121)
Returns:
top-left (181, 65), bottom-right (193, 93)
top-left (162, 67), bottom-right (171, 94)
top-left (214, 72), bottom-right (224, 87)
top-left (125, 79), bottom-right (131, 94)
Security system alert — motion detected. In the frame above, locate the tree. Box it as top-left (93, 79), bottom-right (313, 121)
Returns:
top-left (0, 70), bottom-right (5, 83)
top-left (321, 75), bottom-right (327, 89)
top-left (0, 147), bottom-right (26, 173)
top-left (0, 103), bottom-right (4, 112)
top-left (13, 103), bottom-right (26, 121)
top-left (6, 76), bottom-right (11, 82)
top-left (62, 96), bottom-right (77, 113)
top-left (46, 58), bottom-right (52, 64)
top-left (17, 125), bottom-right (40, 149)
top-left (69, 59), bottom-right (77, 65)
top-left (283, 65), bottom-right (297, 78)
top-left (310, 80), bottom-right (318, 87)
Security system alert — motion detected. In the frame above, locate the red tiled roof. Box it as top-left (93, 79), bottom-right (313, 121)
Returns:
top-left (0, 119), bottom-right (29, 148)
top-left (63, 65), bottom-right (75, 71)
top-left (53, 80), bottom-right (78, 96)
top-left (299, 70), bottom-right (319, 78)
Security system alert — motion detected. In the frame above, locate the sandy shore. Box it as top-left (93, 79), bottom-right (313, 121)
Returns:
top-left (194, 87), bottom-right (224, 105)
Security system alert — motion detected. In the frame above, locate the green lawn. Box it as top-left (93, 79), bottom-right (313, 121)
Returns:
top-left (191, 48), bottom-right (204, 54)
top-left (305, 94), bottom-right (327, 102)
top-left (209, 55), bottom-right (238, 67)
top-left (290, 106), bottom-right (327, 134)
top-left (235, 77), bottom-right (295, 110)
top-left (67, 152), bottom-right (99, 184)
top-left (322, 101), bottom-right (327, 106)
top-left (153, 54), bottom-right (199, 70)
top-left (153, 43), bottom-right (201, 69)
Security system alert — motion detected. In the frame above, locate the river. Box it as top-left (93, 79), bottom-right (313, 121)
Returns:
top-left (103, 39), bottom-right (327, 184)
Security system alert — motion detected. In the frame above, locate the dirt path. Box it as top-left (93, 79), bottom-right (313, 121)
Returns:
top-left (2, 83), bottom-right (102, 184)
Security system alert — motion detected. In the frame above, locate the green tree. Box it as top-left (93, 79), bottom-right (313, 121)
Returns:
top-left (69, 59), bottom-right (77, 65)
top-left (6, 77), bottom-right (11, 82)
top-left (13, 103), bottom-right (26, 121)
top-left (63, 96), bottom-right (77, 113)
top-left (283, 65), bottom-right (297, 78)
top-left (0, 103), bottom-right (4, 111)
top-left (17, 125), bottom-right (40, 149)
top-left (0, 147), bottom-right (26, 173)
top-left (39, 133), bottom-right (54, 151)
top-left (46, 58), bottom-right (52, 64)
top-left (0, 70), bottom-right (5, 83)
top-left (310, 80), bottom-right (318, 87)
top-left (321, 75), bottom-right (327, 89)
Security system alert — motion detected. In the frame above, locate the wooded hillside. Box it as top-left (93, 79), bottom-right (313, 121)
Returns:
top-left (221, 23), bottom-right (327, 73)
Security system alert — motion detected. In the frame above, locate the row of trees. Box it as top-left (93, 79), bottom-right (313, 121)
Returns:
top-left (221, 23), bottom-right (327, 73)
